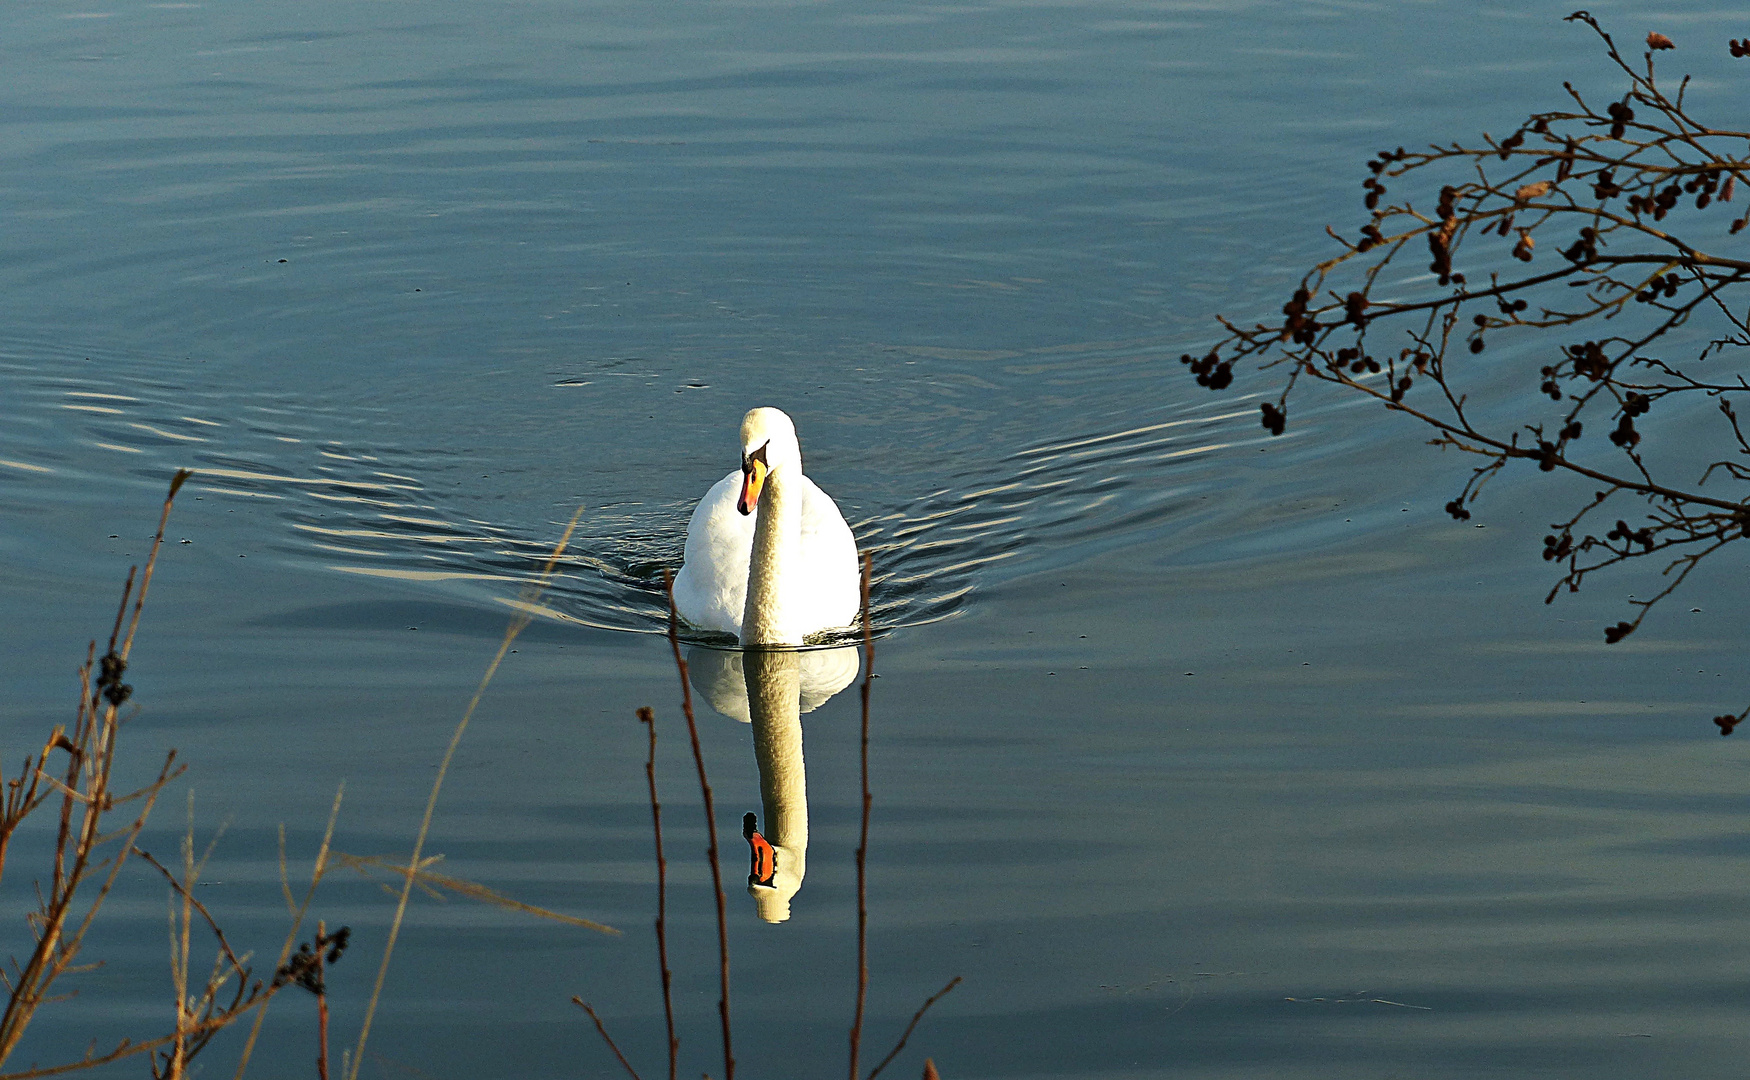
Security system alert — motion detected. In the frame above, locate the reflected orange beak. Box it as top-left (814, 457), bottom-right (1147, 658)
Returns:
top-left (737, 459), bottom-right (768, 516)
top-left (747, 830), bottom-right (775, 886)
top-left (744, 812), bottom-right (776, 886)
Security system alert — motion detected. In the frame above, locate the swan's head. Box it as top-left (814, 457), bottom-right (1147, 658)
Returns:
top-left (737, 407), bottom-right (802, 516)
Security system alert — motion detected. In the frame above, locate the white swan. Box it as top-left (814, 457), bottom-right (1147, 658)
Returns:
top-left (672, 407), bottom-right (859, 646)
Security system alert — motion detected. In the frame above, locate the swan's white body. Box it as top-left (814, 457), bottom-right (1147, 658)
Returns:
top-left (672, 409), bottom-right (859, 645)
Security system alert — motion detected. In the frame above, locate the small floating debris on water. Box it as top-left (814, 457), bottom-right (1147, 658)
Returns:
top-left (1284, 995), bottom-right (1431, 1010)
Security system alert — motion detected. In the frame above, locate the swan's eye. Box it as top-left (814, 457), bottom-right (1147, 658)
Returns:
top-left (741, 442), bottom-right (769, 472)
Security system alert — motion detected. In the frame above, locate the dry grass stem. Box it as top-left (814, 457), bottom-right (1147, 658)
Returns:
top-left (346, 505), bottom-right (589, 1080)
top-left (330, 852), bottom-right (617, 933)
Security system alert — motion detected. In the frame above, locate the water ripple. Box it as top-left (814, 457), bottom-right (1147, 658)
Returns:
top-left (0, 338), bottom-right (1259, 641)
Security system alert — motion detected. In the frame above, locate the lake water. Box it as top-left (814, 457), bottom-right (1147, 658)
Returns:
top-left (4, 1), bottom-right (1749, 1077)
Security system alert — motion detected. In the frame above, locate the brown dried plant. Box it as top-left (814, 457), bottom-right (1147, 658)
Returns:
top-left (344, 503), bottom-right (608, 1080)
top-left (0, 481), bottom-right (730, 1080)
top-left (1187, 13), bottom-right (1750, 733)
top-left (0, 470), bottom-right (286, 1079)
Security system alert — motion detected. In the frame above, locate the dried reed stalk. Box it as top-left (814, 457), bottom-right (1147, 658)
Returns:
top-left (346, 505), bottom-right (588, 1080)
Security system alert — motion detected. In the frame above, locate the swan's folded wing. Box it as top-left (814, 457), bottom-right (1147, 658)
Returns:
top-left (797, 476), bottom-right (862, 633)
top-left (672, 470), bottom-right (754, 635)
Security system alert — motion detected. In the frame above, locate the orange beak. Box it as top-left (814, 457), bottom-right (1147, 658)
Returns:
top-left (737, 458), bottom-right (768, 516)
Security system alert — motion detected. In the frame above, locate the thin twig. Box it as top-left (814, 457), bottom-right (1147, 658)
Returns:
top-left (864, 977), bottom-right (963, 1080)
top-left (233, 784), bottom-right (344, 1080)
top-left (572, 999), bottom-right (644, 1080)
top-left (637, 706), bottom-right (679, 1080)
top-left (120, 470), bottom-right (190, 661)
top-left (0, 1009), bottom-right (260, 1080)
top-left (131, 848), bottom-right (247, 976)
top-left (316, 921), bottom-right (330, 1080)
top-left (848, 552), bottom-right (874, 1080)
top-left (663, 569), bottom-right (734, 1080)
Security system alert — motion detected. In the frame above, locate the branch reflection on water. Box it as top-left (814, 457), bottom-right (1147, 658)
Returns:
top-left (687, 645), bottom-right (860, 923)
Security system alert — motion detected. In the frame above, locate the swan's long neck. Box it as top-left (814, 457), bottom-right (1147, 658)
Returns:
top-left (746, 649), bottom-right (805, 923)
top-left (742, 464), bottom-right (801, 646)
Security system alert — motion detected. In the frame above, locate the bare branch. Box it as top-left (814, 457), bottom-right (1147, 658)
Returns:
top-left (1185, 16), bottom-right (1750, 730)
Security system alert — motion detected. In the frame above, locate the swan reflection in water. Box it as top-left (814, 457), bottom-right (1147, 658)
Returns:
top-left (687, 644), bottom-right (859, 923)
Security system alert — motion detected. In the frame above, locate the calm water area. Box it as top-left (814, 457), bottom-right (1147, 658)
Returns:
top-left (4, 0), bottom-right (1749, 1076)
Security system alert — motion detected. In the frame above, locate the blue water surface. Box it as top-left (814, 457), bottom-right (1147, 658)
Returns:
top-left (3, 1), bottom-right (1748, 1077)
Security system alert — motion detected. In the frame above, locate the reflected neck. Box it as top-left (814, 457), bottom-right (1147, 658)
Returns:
top-left (742, 465), bottom-right (800, 646)
top-left (747, 649), bottom-right (805, 923)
